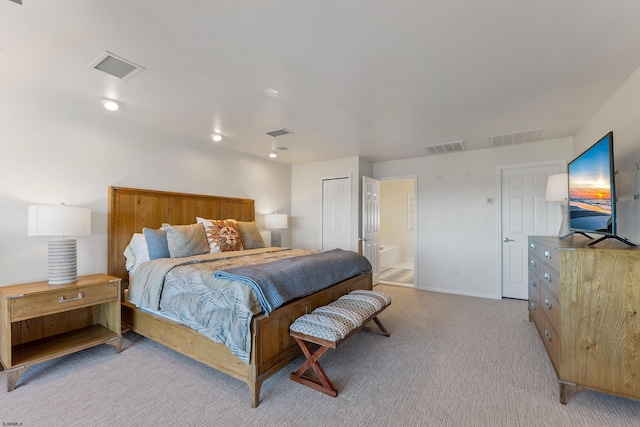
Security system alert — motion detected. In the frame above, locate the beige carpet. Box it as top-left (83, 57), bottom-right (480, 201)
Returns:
top-left (379, 267), bottom-right (414, 284)
top-left (2, 285), bottom-right (640, 426)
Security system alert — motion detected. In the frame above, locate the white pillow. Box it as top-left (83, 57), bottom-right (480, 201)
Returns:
top-left (123, 233), bottom-right (150, 273)
top-left (196, 216), bottom-right (215, 226)
top-left (196, 216), bottom-right (220, 253)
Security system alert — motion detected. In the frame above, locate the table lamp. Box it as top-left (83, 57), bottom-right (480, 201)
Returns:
top-left (28, 204), bottom-right (92, 285)
top-left (545, 173), bottom-right (569, 237)
top-left (264, 213), bottom-right (288, 247)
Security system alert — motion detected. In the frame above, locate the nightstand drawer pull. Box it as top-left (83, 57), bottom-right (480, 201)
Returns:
top-left (544, 250), bottom-right (551, 259)
top-left (544, 298), bottom-right (552, 309)
top-left (544, 329), bottom-right (552, 342)
top-left (59, 292), bottom-right (83, 303)
top-left (544, 272), bottom-right (551, 282)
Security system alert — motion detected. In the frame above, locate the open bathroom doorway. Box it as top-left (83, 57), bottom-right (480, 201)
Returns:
top-left (379, 176), bottom-right (416, 288)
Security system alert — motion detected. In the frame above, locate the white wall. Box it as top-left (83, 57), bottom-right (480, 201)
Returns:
top-left (573, 64), bottom-right (640, 243)
top-left (380, 179), bottom-right (415, 260)
top-left (291, 156), bottom-right (369, 251)
top-left (0, 93), bottom-right (291, 286)
top-left (373, 137), bottom-right (573, 299)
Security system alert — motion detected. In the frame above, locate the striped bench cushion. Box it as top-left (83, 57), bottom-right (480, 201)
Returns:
top-left (289, 290), bottom-right (391, 343)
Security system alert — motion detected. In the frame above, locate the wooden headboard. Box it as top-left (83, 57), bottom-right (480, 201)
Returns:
top-left (108, 186), bottom-right (255, 283)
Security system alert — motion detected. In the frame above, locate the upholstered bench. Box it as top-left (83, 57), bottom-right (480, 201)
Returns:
top-left (289, 289), bottom-right (391, 397)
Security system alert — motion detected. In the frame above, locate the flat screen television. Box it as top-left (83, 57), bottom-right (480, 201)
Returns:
top-left (567, 131), bottom-right (635, 246)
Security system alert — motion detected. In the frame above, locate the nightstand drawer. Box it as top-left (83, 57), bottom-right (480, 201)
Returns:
top-left (10, 282), bottom-right (118, 321)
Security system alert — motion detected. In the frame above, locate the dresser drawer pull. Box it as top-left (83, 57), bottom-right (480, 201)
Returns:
top-left (59, 293), bottom-right (83, 303)
top-left (544, 329), bottom-right (552, 342)
top-left (530, 302), bottom-right (536, 310)
top-left (530, 259), bottom-right (536, 267)
top-left (544, 273), bottom-right (551, 282)
top-left (530, 243), bottom-right (536, 250)
top-left (530, 279), bottom-right (536, 287)
top-left (544, 298), bottom-right (552, 309)
top-left (544, 250), bottom-right (551, 259)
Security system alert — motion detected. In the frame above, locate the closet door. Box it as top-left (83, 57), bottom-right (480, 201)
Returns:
top-left (322, 177), bottom-right (351, 251)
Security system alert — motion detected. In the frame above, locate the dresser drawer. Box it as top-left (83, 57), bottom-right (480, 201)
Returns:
top-left (10, 282), bottom-right (118, 321)
top-left (539, 242), bottom-right (560, 274)
top-left (528, 269), bottom-right (540, 314)
top-left (528, 238), bottom-right (542, 260)
top-left (530, 258), bottom-right (560, 300)
top-left (534, 310), bottom-right (560, 373)
top-left (540, 285), bottom-right (560, 333)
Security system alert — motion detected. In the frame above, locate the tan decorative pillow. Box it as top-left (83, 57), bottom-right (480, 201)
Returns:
top-left (161, 223), bottom-right (209, 258)
top-left (237, 221), bottom-right (265, 249)
top-left (203, 219), bottom-right (244, 252)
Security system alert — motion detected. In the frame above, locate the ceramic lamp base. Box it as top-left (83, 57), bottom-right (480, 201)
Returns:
top-left (48, 238), bottom-right (77, 285)
top-left (270, 231), bottom-right (282, 247)
top-left (558, 200), bottom-right (570, 237)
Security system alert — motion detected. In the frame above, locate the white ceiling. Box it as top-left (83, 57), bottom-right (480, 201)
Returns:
top-left (2, 1), bottom-right (640, 164)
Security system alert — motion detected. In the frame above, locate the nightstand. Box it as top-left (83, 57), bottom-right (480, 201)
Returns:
top-left (0, 273), bottom-right (122, 391)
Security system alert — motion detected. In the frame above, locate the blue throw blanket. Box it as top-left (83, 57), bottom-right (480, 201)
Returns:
top-left (214, 249), bottom-right (372, 315)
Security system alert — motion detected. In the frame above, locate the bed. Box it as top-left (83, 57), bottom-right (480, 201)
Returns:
top-left (107, 186), bottom-right (372, 407)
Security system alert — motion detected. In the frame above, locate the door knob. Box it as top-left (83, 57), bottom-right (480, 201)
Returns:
top-left (503, 237), bottom-right (514, 242)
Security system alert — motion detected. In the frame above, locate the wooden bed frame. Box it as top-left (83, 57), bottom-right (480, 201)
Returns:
top-left (107, 186), bottom-right (372, 407)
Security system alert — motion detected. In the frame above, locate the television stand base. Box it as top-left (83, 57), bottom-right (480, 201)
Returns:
top-left (587, 235), bottom-right (637, 247)
top-left (560, 231), bottom-right (593, 240)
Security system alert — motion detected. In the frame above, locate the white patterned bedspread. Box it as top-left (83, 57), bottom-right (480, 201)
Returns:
top-left (128, 248), bottom-right (314, 363)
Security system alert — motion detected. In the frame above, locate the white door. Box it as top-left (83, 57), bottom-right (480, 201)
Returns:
top-left (501, 163), bottom-right (563, 299)
top-left (322, 177), bottom-right (351, 251)
top-left (362, 176), bottom-right (380, 284)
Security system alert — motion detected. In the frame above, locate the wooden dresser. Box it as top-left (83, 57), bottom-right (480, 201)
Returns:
top-left (528, 235), bottom-right (640, 403)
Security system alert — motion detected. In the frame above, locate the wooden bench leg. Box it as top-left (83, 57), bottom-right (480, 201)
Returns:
top-left (363, 316), bottom-right (390, 337)
top-left (290, 338), bottom-right (337, 397)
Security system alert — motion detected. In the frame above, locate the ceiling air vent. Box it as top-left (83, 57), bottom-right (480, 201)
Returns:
top-left (422, 140), bottom-right (466, 156)
top-left (266, 128), bottom-right (294, 138)
top-left (489, 128), bottom-right (541, 147)
top-left (89, 51), bottom-right (145, 80)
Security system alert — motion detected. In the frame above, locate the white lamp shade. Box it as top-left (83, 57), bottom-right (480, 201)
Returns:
top-left (545, 173), bottom-right (568, 201)
top-left (264, 213), bottom-right (288, 230)
top-left (28, 205), bottom-right (91, 237)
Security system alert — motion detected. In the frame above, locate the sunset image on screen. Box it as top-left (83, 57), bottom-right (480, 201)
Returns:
top-left (568, 134), bottom-right (612, 233)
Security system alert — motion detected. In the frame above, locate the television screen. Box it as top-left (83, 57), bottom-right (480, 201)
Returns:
top-left (568, 132), bottom-right (615, 236)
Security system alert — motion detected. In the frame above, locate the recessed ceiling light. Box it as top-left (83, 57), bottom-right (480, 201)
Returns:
top-left (268, 151), bottom-right (278, 158)
top-left (210, 133), bottom-right (222, 142)
top-left (265, 88), bottom-right (280, 98)
top-left (100, 98), bottom-right (121, 111)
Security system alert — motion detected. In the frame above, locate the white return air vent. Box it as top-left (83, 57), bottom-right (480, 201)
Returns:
top-left (266, 128), bottom-right (294, 138)
top-left (422, 140), bottom-right (466, 156)
top-left (89, 51), bottom-right (145, 80)
top-left (489, 128), bottom-right (541, 147)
